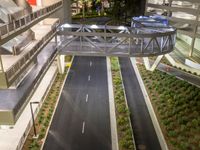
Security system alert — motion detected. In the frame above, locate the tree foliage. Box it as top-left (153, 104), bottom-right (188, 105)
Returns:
top-left (111, 0), bottom-right (146, 22)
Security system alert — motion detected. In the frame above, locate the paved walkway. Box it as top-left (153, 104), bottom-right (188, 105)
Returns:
top-left (0, 64), bottom-right (57, 150)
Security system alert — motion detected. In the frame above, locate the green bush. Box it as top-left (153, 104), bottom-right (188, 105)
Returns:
top-left (29, 140), bottom-right (39, 150)
top-left (111, 57), bottom-right (135, 150)
top-left (138, 64), bottom-right (200, 149)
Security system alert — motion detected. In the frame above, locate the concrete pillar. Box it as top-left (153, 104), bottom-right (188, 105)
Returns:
top-left (143, 55), bottom-right (163, 71)
top-left (189, 37), bottom-right (196, 57)
top-left (0, 56), bottom-right (4, 72)
top-left (189, 4), bottom-right (200, 57)
top-left (57, 55), bottom-right (65, 74)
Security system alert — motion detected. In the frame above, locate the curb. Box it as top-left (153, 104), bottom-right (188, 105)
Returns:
top-left (130, 57), bottom-right (168, 150)
top-left (106, 57), bottom-right (119, 150)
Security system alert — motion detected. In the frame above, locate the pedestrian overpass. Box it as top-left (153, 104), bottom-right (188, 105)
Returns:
top-left (57, 23), bottom-right (176, 71)
top-left (57, 23), bottom-right (176, 57)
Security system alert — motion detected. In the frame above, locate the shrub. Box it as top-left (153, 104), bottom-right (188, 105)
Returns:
top-left (168, 130), bottom-right (177, 137)
top-left (29, 140), bottom-right (39, 150)
top-left (138, 64), bottom-right (200, 149)
top-left (111, 57), bottom-right (135, 150)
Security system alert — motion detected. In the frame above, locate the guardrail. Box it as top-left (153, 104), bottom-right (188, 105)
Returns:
top-left (58, 24), bottom-right (176, 57)
top-left (0, 1), bottom-right (62, 39)
top-left (5, 27), bottom-right (57, 83)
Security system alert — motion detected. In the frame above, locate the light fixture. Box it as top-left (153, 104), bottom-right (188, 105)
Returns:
top-left (62, 24), bottom-right (71, 28)
top-left (90, 25), bottom-right (98, 29)
top-left (118, 26), bottom-right (126, 30)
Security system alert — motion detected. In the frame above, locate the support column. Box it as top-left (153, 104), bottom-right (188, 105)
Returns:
top-left (55, 34), bottom-right (58, 45)
top-left (168, 0), bottom-right (172, 17)
top-left (0, 55), bottom-right (4, 72)
top-left (143, 55), bottom-right (164, 71)
top-left (57, 55), bottom-right (65, 74)
top-left (189, 4), bottom-right (200, 57)
top-left (0, 55), bottom-right (8, 89)
top-left (189, 37), bottom-right (196, 57)
top-left (144, 0), bottom-right (148, 15)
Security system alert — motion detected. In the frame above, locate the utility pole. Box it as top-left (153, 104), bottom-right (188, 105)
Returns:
top-left (30, 101), bottom-right (39, 138)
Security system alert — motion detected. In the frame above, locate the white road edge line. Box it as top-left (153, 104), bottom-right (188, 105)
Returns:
top-left (88, 75), bottom-right (91, 81)
top-left (106, 57), bottom-right (119, 150)
top-left (86, 94), bottom-right (88, 103)
top-left (41, 56), bottom-right (75, 150)
top-left (82, 121), bottom-right (85, 134)
top-left (130, 57), bottom-right (168, 150)
top-left (90, 61), bottom-right (92, 67)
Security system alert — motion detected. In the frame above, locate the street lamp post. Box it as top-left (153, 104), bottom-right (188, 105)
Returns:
top-left (30, 101), bottom-right (40, 138)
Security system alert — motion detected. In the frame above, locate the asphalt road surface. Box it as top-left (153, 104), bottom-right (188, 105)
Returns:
top-left (43, 56), bottom-right (111, 150)
top-left (119, 57), bottom-right (161, 150)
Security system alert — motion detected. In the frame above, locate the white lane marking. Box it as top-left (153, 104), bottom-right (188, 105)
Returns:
top-left (86, 94), bottom-right (89, 103)
top-left (90, 61), bottom-right (92, 67)
top-left (82, 121), bottom-right (85, 134)
top-left (88, 75), bottom-right (91, 81)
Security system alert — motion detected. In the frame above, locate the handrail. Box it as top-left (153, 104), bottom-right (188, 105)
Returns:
top-left (0, 1), bottom-right (62, 39)
top-left (58, 23), bottom-right (176, 57)
top-left (5, 27), bottom-right (57, 81)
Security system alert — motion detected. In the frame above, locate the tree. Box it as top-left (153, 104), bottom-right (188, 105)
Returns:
top-left (111, 0), bottom-right (145, 23)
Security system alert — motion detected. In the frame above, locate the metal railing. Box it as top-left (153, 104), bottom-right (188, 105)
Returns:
top-left (58, 24), bottom-right (176, 57)
top-left (0, 1), bottom-right (62, 39)
top-left (5, 27), bottom-right (57, 83)
top-left (12, 30), bottom-right (35, 55)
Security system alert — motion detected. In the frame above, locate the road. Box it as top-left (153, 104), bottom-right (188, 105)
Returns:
top-left (43, 56), bottom-right (112, 150)
top-left (119, 57), bottom-right (161, 150)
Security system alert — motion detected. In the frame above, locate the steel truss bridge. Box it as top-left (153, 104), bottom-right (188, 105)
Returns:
top-left (57, 24), bottom-right (176, 57)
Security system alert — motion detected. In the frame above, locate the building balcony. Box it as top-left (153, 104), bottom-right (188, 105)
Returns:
top-left (146, 2), bottom-right (200, 39)
top-left (0, 0), bottom-right (63, 45)
top-left (0, 18), bottom-right (59, 89)
top-left (0, 42), bottom-right (58, 125)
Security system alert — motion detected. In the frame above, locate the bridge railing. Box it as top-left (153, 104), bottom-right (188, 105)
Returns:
top-left (57, 24), bottom-right (176, 57)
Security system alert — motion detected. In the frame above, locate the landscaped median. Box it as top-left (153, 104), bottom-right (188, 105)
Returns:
top-left (110, 57), bottom-right (135, 150)
top-left (23, 56), bottom-right (72, 150)
top-left (138, 64), bottom-right (200, 150)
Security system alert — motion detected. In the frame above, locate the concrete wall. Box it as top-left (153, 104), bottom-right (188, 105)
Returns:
top-left (42, 0), bottom-right (71, 23)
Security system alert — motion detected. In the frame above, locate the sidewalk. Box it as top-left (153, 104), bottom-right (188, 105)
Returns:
top-left (0, 64), bottom-right (57, 150)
